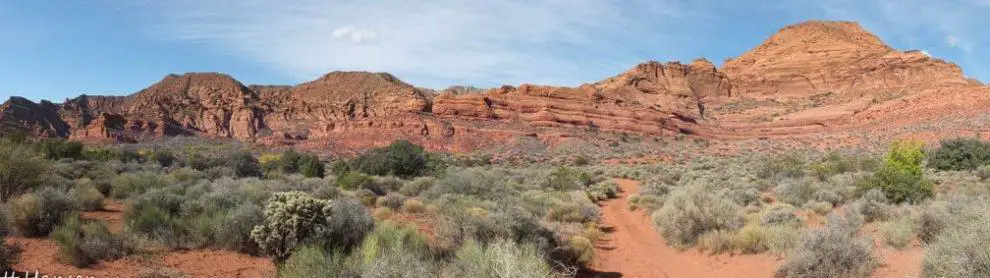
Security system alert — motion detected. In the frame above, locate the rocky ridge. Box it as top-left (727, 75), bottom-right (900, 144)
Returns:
top-left (2, 20), bottom-right (987, 151)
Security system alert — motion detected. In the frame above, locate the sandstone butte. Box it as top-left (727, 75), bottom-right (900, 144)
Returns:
top-left (3, 20), bottom-right (989, 152)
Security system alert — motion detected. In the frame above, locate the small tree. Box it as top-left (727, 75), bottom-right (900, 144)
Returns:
top-left (298, 154), bottom-right (325, 178)
top-left (856, 140), bottom-right (933, 203)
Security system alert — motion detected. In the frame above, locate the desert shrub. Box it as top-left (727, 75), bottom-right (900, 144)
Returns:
top-left (358, 221), bottom-right (431, 265)
top-left (8, 188), bottom-right (74, 237)
top-left (775, 178), bottom-right (817, 206)
top-left (652, 185), bottom-right (743, 248)
top-left (51, 215), bottom-right (131, 267)
top-left (855, 189), bottom-right (891, 222)
top-left (449, 240), bottom-right (554, 278)
top-left (856, 141), bottom-right (933, 204)
top-left (125, 205), bottom-right (185, 246)
top-left (760, 206), bottom-right (801, 227)
top-left (251, 192), bottom-right (374, 263)
top-left (698, 230), bottom-right (736, 255)
top-left (809, 153), bottom-right (858, 181)
top-left (546, 167), bottom-right (583, 191)
top-left (376, 193), bottom-right (406, 210)
top-left (365, 176), bottom-right (405, 195)
top-left (110, 171), bottom-right (170, 199)
top-left (734, 224), bottom-right (769, 254)
top-left (148, 148), bottom-right (175, 167)
top-left (37, 138), bottom-right (83, 160)
top-left (399, 177), bottom-right (436, 197)
top-left (928, 138), bottom-right (990, 171)
top-left (335, 171), bottom-right (374, 191)
top-left (169, 167), bottom-right (205, 184)
top-left (921, 204), bottom-right (990, 278)
top-left (227, 151), bottom-right (262, 178)
top-left (878, 217), bottom-right (913, 249)
top-left (0, 143), bottom-right (51, 201)
top-left (400, 199), bottom-right (426, 214)
top-left (278, 245), bottom-right (357, 278)
top-left (297, 154), bottom-right (325, 178)
top-left (775, 209), bottom-right (876, 278)
top-left (70, 181), bottom-right (104, 212)
top-left (348, 140), bottom-right (432, 178)
top-left (763, 225), bottom-right (804, 256)
top-left (586, 181), bottom-right (618, 200)
top-left (804, 201), bottom-right (834, 215)
top-left (564, 236), bottom-right (593, 264)
top-left (215, 203), bottom-right (265, 254)
top-left (373, 207), bottom-right (393, 221)
top-left (311, 184), bottom-right (342, 200)
top-left (757, 152), bottom-right (805, 181)
top-left (422, 168), bottom-right (517, 201)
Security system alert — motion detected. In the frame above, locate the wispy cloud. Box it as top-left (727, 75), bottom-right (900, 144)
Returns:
top-left (120, 0), bottom-right (696, 88)
top-left (114, 0), bottom-right (989, 86)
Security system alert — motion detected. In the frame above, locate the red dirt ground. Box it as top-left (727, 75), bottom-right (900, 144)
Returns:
top-left (585, 179), bottom-right (925, 278)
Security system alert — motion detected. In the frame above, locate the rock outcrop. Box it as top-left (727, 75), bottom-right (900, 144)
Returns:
top-left (1, 20), bottom-right (987, 151)
top-left (722, 21), bottom-right (971, 98)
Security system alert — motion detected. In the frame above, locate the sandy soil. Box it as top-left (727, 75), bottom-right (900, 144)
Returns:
top-left (584, 179), bottom-right (925, 278)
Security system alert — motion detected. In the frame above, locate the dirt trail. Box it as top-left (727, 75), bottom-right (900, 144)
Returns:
top-left (584, 179), bottom-right (780, 278)
top-left (586, 179), bottom-right (924, 278)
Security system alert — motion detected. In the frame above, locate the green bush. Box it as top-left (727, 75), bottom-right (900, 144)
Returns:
top-left (757, 153), bottom-right (805, 181)
top-left (335, 171), bottom-right (374, 191)
top-left (215, 203), bottom-right (265, 254)
top-left (652, 185), bottom-right (743, 248)
top-left (357, 221), bottom-right (430, 265)
top-left (928, 138), bottom-right (990, 171)
top-left (545, 167), bottom-right (582, 191)
top-left (51, 215), bottom-right (131, 267)
top-left (0, 143), bottom-right (51, 201)
top-left (8, 188), bottom-right (74, 237)
top-left (399, 177), bottom-right (436, 197)
top-left (37, 138), bottom-right (83, 160)
top-left (70, 180), bottom-right (104, 211)
top-left (124, 205), bottom-right (185, 246)
top-left (110, 171), bottom-right (170, 199)
top-left (856, 141), bottom-right (933, 204)
top-left (449, 240), bottom-right (554, 278)
top-left (278, 245), bottom-right (357, 278)
top-left (227, 151), bottom-right (262, 178)
top-left (348, 140), bottom-right (433, 178)
top-left (148, 148), bottom-right (176, 167)
top-left (855, 166), bottom-right (933, 204)
top-left (775, 209), bottom-right (876, 278)
top-left (251, 192), bottom-right (373, 263)
top-left (376, 193), bottom-right (407, 210)
top-left (298, 154), bottom-right (325, 178)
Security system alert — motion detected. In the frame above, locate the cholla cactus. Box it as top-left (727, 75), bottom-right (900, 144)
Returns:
top-left (251, 191), bottom-right (373, 263)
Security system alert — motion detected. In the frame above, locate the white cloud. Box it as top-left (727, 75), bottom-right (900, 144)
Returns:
top-left (946, 35), bottom-right (960, 47)
top-left (120, 0), bottom-right (689, 88)
top-left (330, 25), bottom-right (378, 44)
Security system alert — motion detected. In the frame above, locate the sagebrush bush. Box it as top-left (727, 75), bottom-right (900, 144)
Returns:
top-left (775, 178), bottom-right (817, 206)
top-left (227, 151), bottom-right (263, 178)
top-left (878, 217), bottom-right (913, 249)
top-left (51, 215), bottom-right (131, 267)
top-left (928, 138), bottom-right (990, 171)
top-left (357, 221), bottom-right (431, 265)
top-left (921, 208), bottom-right (990, 278)
top-left (855, 189), bottom-right (891, 222)
top-left (757, 153), bottom-right (805, 181)
top-left (398, 177), bottom-right (436, 197)
top-left (215, 203), bottom-right (264, 254)
top-left (449, 240), bottom-right (554, 278)
top-left (652, 185), bottom-right (743, 248)
top-left (400, 199), bottom-right (426, 214)
top-left (110, 171), bottom-right (170, 199)
top-left (125, 205), bottom-right (186, 246)
top-left (775, 209), bottom-right (876, 278)
top-left (8, 188), bottom-right (75, 237)
top-left (335, 171), bottom-right (374, 191)
top-left (70, 181), bottom-right (104, 212)
top-left (760, 206), bottom-right (801, 227)
top-left (251, 192), bottom-right (373, 263)
top-left (278, 245), bottom-right (357, 278)
top-left (698, 230), bottom-right (736, 255)
top-left (0, 143), bottom-right (51, 201)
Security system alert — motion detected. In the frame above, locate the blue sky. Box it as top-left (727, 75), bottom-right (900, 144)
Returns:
top-left (2, 0), bottom-right (988, 102)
